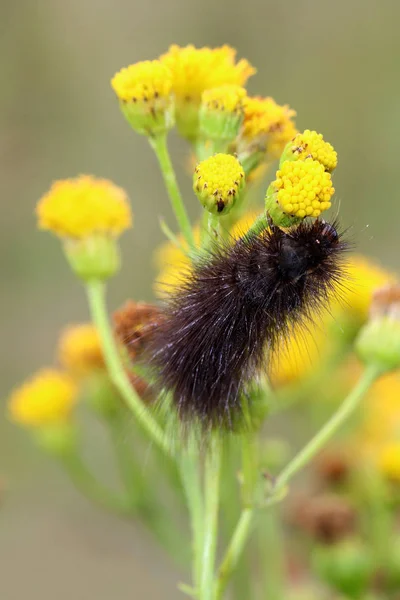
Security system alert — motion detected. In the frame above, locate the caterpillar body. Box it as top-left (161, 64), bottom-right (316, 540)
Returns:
top-left (145, 219), bottom-right (347, 429)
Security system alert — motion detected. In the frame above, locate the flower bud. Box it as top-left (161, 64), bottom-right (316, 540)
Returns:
top-left (280, 129), bottom-right (337, 172)
top-left (199, 85), bottom-right (246, 146)
top-left (193, 153), bottom-right (245, 215)
top-left (355, 284), bottom-right (400, 374)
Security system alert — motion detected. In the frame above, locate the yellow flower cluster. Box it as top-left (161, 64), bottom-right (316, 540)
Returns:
top-left (58, 324), bottom-right (104, 376)
top-left (240, 96), bottom-right (297, 159)
top-left (9, 369), bottom-right (77, 427)
top-left (201, 85), bottom-right (247, 115)
top-left (160, 44), bottom-right (255, 103)
top-left (193, 154), bottom-right (245, 214)
top-left (37, 175), bottom-right (132, 239)
top-left (271, 158), bottom-right (334, 219)
top-left (111, 60), bottom-right (172, 102)
top-left (286, 130), bottom-right (338, 172)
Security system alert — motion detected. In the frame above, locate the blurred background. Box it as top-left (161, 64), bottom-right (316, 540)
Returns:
top-left (1, 0), bottom-right (400, 597)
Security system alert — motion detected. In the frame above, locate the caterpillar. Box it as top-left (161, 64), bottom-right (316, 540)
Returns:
top-left (144, 218), bottom-right (348, 429)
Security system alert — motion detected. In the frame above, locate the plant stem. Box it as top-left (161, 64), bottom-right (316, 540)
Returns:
top-left (215, 509), bottom-right (253, 599)
top-left (61, 451), bottom-right (129, 513)
top-left (149, 134), bottom-right (196, 250)
top-left (259, 508), bottom-right (284, 600)
top-left (274, 365), bottom-right (380, 494)
top-left (200, 437), bottom-right (222, 600)
top-left (85, 280), bottom-right (171, 456)
top-left (180, 450), bottom-right (204, 589)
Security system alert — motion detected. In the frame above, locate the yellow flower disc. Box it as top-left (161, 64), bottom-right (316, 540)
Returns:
top-left (193, 154), bottom-right (245, 214)
top-left (272, 158), bottom-right (334, 218)
top-left (58, 324), bottom-right (104, 376)
top-left (202, 85), bottom-right (247, 114)
top-left (111, 60), bottom-right (172, 102)
top-left (36, 175), bottom-right (132, 239)
top-left (241, 96), bottom-right (297, 158)
top-left (160, 44), bottom-right (255, 102)
top-left (290, 130), bottom-right (338, 172)
top-left (8, 369), bottom-right (78, 427)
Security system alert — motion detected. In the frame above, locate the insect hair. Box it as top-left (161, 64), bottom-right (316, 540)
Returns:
top-left (142, 218), bottom-right (349, 432)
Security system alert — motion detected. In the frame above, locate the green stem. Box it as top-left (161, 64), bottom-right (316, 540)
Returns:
top-left (149, 133), bottom-right (196, 250)
top-left (244, 213), bottom-right (268, 240)
top-left (274, 365), bottom-right (380, 494)
top-left (180, 450), bottom-right (204, 589)
top-left (85, 280), bottom-right (171, 457)
top-left (215, 509), bottom-right (254, 600)
top-left (259, 508), bottom-right (284, 600)
top-left (200, 438), bottom-right (222, 600)
top-left (61, 451), bottom-right (129, 514)
top-left (108, 414), bottom-right (142, 508)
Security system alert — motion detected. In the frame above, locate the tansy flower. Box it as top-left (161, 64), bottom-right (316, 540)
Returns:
top-left (193, 154), bottom-right (245, 215)
top-left (281, 129), bottom-right (338, 173)
top-left (37, 175), bottom-right (131, 240)
top-left (37, 175), bottom-right (132, 280)
top-left (237, 96), bottom-right (297, 165)
top-left (270, 158), bottom-right (334, 220)
top-left (199, 85), bottom-right (247, 145)
top-left (58, 324), bottom-right (104, 377)
top-left (111, 60), bottom-right (174, 136)
top-left (159, 44), bottom-right (255, 139)
top-left (8, 369), bottom-right (78, 428)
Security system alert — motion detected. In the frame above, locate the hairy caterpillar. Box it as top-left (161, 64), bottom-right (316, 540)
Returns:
top-left (144, 219), bottom-right (348, 429)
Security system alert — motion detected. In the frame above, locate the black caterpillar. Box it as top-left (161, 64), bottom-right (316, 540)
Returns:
top-left (145, 219), bottom-right (348, 429)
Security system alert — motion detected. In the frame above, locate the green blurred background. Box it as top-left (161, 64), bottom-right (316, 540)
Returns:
top-left (1, 0), bottom-right (399, 597)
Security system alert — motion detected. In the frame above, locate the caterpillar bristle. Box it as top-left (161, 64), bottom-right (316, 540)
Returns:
top-left (144, 219), bottom-right (349, 431)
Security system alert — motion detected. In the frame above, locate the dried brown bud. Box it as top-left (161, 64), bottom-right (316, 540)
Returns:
top-left (291, 493), bottom-right (356, 544)
top-left (315, 448), bottom-right (351, 485)
top-left (113, 300), bottom-right (163, 362)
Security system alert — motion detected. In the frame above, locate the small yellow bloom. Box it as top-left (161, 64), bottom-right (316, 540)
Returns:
top-left (202, 85), bottom-right (247, 114)
top-left (271, 158), bottom-right (334, 219)
top-left (193, 154), bottom-right (245, 215)
top-left (283, 130), bottom-right (338, 173)
top-left (379, 442), bottom-right (400, 481)
top-left (240, 96), bottom-right (297, 159)
top-left (58, 324), bottom-right (104, 376)
top-left (8, 369), bottom-right (78, 427)
top-left (111, 60), bottom-right (172, 102)
top-left (111, 60), bottom-right (174, 136)
top-left (160, 44), bottom-right (255, 138)
top-left (37, 175), bottom-right (132, 239)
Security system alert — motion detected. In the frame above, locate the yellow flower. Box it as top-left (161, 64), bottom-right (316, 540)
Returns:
top-left (239, 96), bottom-right (297, 159)
top-left (37, 175), bottom-right (132, 239)
top-left (111, 60), bottom-right (174, 136)
top-left (378, 441), bottom-right (400, 480)
top-left (202, 85), bottom-right (247, 114)
top-left (111, 60), bottom-right (172, 102)
top-left (58, 324), bottom-right (104, 376)
top-left (271, 158), bottom-right (334, 219)
top-left (8, 369), bottom-right (78, 427)
top-left (193, 154), bottom-right (245, 214)
top-left (282, 129), bottom-right (338, 173)
top-left (159, 44), bottom-right (255, 138)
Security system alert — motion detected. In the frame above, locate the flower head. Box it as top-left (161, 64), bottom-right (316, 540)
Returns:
top-left (239, 96), bottom-right (297, 159)
top-left (202, 85), bottom-right (247, 114)
top-left (199, 85), bottom-right (247, 143)
top-left (111, 60), bottom-right (174, 136)
top-left (8, 369), bottom-right (78, 428)
top-left (193, 154), bottom-right (245, 215)
top-left (159, 44), bottom-right (255, 138)
top-left (58, 324), bottom-right (104, 376)
top-left (379, 441), bottom-right (400, 481)
top-left (37, 175), bottom-right (132, 240)
top-left (267, 158), bottom-right (334, 225)
top-left (281, 129), bottom-right (338, 172)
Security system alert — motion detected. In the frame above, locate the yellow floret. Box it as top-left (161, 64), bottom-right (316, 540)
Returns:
top-left (379, 442), bottom-right (400, 480)
top-left (241, 96), bottom-right (297, 159)
top-left (202, 85), bottom-right (247, 114)
top-left (288, 130), bottom-right (338, 172)
top-left (8, 369), bottom-right (78, 427)
top-left (193, 154), bottom-right (245, 214)
top-left (111, 60), bottom-right (172, 102)
top-left (58, 324), bottom-right (104, 376)
top-left (36, 175), bottom-right (132, 239)
top-left (160, 45), bottom-right (255, 102)
top-left (272, 158), bottom-right (334, 218)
